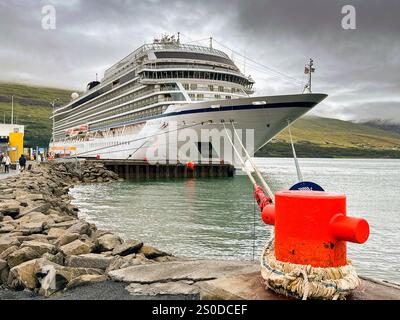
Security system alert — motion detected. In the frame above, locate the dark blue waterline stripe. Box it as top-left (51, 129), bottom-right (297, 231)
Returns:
top-left (91, 101), bottom-right (316, 132)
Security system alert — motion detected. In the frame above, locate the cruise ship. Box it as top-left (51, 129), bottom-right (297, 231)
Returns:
top-left (50, 34), bottom-right (327, 164)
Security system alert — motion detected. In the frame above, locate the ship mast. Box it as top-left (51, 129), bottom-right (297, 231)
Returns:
top-left (303, 58), bottom-right (315, 93)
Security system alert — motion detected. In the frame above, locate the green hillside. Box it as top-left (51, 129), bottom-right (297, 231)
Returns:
top-left (0, 82), bottom-right (399, 158)
top-left (258, 117), bottom-right (400, 158)
top-left (0, 83), bottom-right (73, 147)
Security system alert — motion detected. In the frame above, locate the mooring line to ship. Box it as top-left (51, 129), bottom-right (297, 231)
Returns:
top-left (230, 122), bottom-right (275, 202)
top-left (287, 120), bottom-right (304, 182)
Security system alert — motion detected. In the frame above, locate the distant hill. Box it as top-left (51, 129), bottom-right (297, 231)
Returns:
top-left (0, 83), bottom-right (73, 147)
top-left (258, 117), bottom-right (400, 158)
top-left (0, 82), bottom-right (399, 158)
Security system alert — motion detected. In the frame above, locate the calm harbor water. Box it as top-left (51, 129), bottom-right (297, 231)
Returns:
top-left (70, 158), bottom-right (400, 283)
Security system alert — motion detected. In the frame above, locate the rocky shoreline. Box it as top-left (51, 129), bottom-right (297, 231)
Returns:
top-left (0, 161), bottom-right (176, 298)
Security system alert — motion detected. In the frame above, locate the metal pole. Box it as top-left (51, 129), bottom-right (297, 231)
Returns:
top-left (11, 95), bottom-right (14, 125)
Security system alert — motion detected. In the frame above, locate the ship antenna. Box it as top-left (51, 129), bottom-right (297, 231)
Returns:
top-left (210, 37), bottom-right (213, 49)
top-left (177, 32), bottom-right (181, 45)
top-left (303, 58), bottom-right (315, 93)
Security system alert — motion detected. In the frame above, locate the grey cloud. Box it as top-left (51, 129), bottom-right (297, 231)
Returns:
top-left (0, 0), bottom-right (399, 123)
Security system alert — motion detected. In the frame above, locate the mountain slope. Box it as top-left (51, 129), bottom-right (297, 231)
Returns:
top-left (0, 82), bottom-right (399, 158)
top-left (0, 83), bottom-right (73, 147)
top-left (258, 116), bottom-right (400, 158)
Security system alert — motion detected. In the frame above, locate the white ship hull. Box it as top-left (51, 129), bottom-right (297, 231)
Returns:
top-left (51, 93), bottom-right (327, 165)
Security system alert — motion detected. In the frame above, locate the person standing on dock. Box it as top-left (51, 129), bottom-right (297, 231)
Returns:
top-left (19, 154), bottom-right (27, 171)
top-left (2, 154), bottom-right (11, 173)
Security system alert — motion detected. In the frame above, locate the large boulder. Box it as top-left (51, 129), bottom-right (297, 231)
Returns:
top-left (55, 232), bottom-right (79, 246)
top-left (112, 240), bottom-right (143, 256)
top-left (7, 247), bottom-right (41, 268)
top-left (0, 223), bottom-right (15, 234)
top-left (0, 259), bottom-right (9, 285)
top-left (20, 240), bottom-right (57, 256)
top-left (0, 238), bottom-right (21, 254)
top-left (138, 245), bottom-right (170, 259)
top-left (19, 222), bottom-right (45, 235)
top-left (47, 227), bottom-right (67, 238)
top-left (106, 253), bottom-right (154, 273)
top-left (0, 200), bottom-right (20, 218)
top-left (65, 274), bottom-right (109, 291)
top-left (96, 233), bottom-right (122, 252)
top-left (7, 259), bottom-right (38, 290)
top-left (36, 261), bottom-right (104, 296)
top-left (60, 240), bottom-right (91, 256)
top-left (0, 245), bottom-right (20, 260)
top-left (66, 221), bottom-right (90, 235)
top-left (65, 253), bottom-right (113, 270)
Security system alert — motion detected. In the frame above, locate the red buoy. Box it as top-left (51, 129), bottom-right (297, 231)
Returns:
top-left (186, 162), bottom-right (195, 170)
top-left (261, 190), bottom-right (369, 268)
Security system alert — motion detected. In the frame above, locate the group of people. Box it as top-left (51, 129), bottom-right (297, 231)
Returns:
top-left (0, 153), bottom-right (27, 174)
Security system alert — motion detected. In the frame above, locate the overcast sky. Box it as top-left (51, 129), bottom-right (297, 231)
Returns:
top-left (0, 0), bottom-right (399, 123)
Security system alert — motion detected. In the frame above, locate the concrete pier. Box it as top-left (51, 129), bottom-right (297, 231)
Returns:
top-left (86, 160), bottom-right (235, 179)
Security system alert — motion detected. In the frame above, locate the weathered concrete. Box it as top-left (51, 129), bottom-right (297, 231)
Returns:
top-left (108, 260), bottom-right (259, 284)
top-left (126, 281), bottom-right (200, 300)
top-left (197, 272), bottom-right (400, 300)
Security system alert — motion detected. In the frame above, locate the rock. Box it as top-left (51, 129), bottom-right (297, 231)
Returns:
top-left (17, 212), bottom-right (51, 224)
top-left (48, 220), bottom-right (78, 230)
top-left (0, 200), bottom-right (20, 218)
top-left (55, 232), bottom-right (79, 246)
top-left (0, 223), bottom-right (15, 234)
top-left (19, 222), bottom-right (44, 235)
top-left (66, 221), bottom-right (90, 235)
top-left (153, 256), bottom-right (180, 263)
top-left (18, 202), bottom-right (50, 218)
top-left (0, 238), bottom-right (21, 254)
top-left (108, 260), bottom-right (260, 284)
top-left (42, 252), bottom-right (64, 265)
top-left (2, 216), bottom-right (14, 222)
top-left (60, 240), bottom-right (91, 256)
top-left (7, 259), bottom-right (38, 290)
top-left (0, 259), bottom-right (9, 285)
top-left (36, 260), bottom-right (104, 296)
top-left (96, 233), bottom-right (122, 252)
top-left (106, 254), bottom-right (154, 273)
top-left (126, 281), bottom-right (200, 299)
top-left (65, 254), bottom-right (113, 270)
top-left (47, 228), bottom-right (67, 238)
top-left (0, 245), bottom-right (19, 260)
top-left (112, 240), bottom-right (143, 256)
top-left (7, 247), bottom-right (41, 268)
top-left (20, 241), bottom-right (57, 256)
top-left (65, 274), bottom-right (109, 290)
top-left (138, 245), bottom-right (170, 259)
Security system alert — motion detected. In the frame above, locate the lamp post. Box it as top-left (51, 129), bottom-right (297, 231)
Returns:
top-left (11, 95), bottom-right (14, 125)
top-left (50, 98), bottom-right (60, 143)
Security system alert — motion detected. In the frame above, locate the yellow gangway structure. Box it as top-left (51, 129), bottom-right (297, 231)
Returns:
top-left (8, 132), bottom-right (24, 163)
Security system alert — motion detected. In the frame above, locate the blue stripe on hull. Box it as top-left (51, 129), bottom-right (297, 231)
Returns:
top-left (91, 101), bottom-right (317, 131)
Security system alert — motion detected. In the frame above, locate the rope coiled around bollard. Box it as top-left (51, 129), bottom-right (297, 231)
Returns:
top-left (260, 236), bottom-right (361, 300)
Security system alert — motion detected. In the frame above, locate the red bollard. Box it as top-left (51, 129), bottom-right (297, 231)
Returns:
top-left (261, 190), bottom-right (370, 268)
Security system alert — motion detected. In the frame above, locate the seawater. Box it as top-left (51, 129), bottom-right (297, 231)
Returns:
top-left (70, 158), bottom-right (400, 283)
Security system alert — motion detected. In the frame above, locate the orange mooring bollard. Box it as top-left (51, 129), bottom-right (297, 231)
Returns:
top-left (261, 190), bottom-right (370, 268)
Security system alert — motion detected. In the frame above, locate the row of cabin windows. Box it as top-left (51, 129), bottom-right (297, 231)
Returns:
top-left (188, 93), bottom-right (232, 100)
top-left (182, 83), bottom-right (242, 94)
top-left (142, 70), bottom-right (253, 88)
top-left (56, 87), bottom-right (156, 129)
top-left (90, 105), bottom-right (168, 131)
top-left (59, 80), bottom-right (142, 121)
